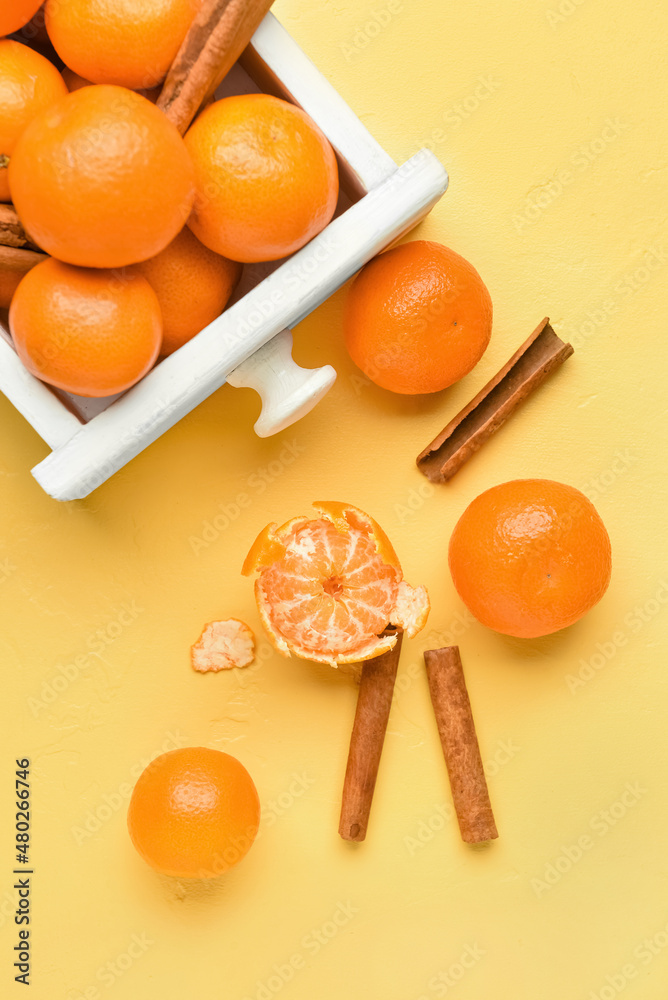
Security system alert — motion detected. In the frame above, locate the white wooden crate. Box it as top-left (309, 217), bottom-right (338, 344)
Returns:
top-left (0, 12), bottom-right (448, 501)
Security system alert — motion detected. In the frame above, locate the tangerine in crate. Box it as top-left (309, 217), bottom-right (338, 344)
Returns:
top-left (448, 479), bottom-right (612, 638)
top-left (132, 227), bottom-right (242, 356)
top-left (9, 84), bottom-right (195, 268)
top-left (9, 258), bottom-right (162, 397)
top-left (344, 240), bottom-right (492, 394)
top-left (184, 93), bottom-right (339, 263)
top-left (0, 0), bottom-right (44, 38)
top-left (45, 0), bottom-right (202, 90)
top-left (0, 11), bottom-right (449, 500)
top-left (127, 747), bottom-right (260, 879)
top-left (243, 501), bottom-right (430, 666)
top-left (0, 39), bottom-right (67, 202)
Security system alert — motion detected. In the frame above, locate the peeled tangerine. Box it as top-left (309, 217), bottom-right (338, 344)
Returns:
top-left (242, 502), bottom-right (430, 667)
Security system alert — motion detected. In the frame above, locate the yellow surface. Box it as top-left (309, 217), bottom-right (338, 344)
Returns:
top-left (2, 1), bottom-right (668, 997)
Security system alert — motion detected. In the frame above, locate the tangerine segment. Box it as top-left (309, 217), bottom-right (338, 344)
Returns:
top-left (261, 519), bottom-right (400, 657)
top-left (313, 501), bottom-right (402, 572)
top-left (127, 747), bottom-right (260, 879)
top-left (246, 502), bottom-right (430, 666)
top-left (242, 503), bottom-right (401, 577)
top-left (449, 479), bottom-right (612, 638)
top-left (8, 85), bottom-right (195, 268)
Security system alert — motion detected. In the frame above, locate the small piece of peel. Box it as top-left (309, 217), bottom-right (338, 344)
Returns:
top-left (191, 619), bottom-right (255, 672)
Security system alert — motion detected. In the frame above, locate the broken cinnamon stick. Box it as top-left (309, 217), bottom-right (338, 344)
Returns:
top-left (417, 318), bottom-right (573, 483)
top-left (0, 204), bottom-right (38, 251)
top-left (339, 629), bottom-right (402, 841)
top-left (157, 0), bottom-right (275, 135)
top-left (0, 245), bottom-right (47, 308)
top-left (423, 646), bottom-right (497, 844)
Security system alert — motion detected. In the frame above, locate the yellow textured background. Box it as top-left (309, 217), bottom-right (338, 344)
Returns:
top-left (2, 1), bottom-right (668, 997)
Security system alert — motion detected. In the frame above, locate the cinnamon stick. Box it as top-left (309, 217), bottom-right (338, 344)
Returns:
top-left (423, 646), bottom-right (497, 844)
top-left (0, 245), bottom-right (47, 309)
top-left (339, 629), bottom-right (402, 841)
top-left (157, 0), bottom-right (275, 135)
top-left (417, 318), bottom-right (573, 483)
top-left (0, 204), bottom-right (38, 251)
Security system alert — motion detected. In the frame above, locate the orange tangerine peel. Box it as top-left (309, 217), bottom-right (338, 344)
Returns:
top-left (241, 516), bottom-right (306, 576)
top-left (243, 502), bottom-right (429, 667)
top-left (394, 580), bottom-right (431, 637)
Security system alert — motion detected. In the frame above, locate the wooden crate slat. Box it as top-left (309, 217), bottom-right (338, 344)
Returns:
top-left (245, 13), bottom-right (397, 196)
top-left (0, 15), bottom-right (449, 499)
top-left (0, 338), bottom-right (83, 450)
top-left (32, 151), bottom-right (448, 500)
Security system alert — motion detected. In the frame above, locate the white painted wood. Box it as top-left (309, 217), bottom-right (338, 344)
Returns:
top-left (0, 15), bottom-right (449, 498)
top-left (0, 337), bottom-right (82, 449)
top-left (227, 329), bottom-right (337, 437)
top-left (32, 149), bottom-right (448, 500)
top-left (245, 13), bottom-right (398, 194)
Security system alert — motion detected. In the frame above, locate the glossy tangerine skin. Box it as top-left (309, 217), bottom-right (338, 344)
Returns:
top-left (9, 257), bottom-right (162, 397)
top-left (184, 94), bottom-right (339, 263)
top-left (344, 240), bottom-right (493, 394)
top-left (0, 40), bottom-right (68, 201)
top-left (0, 0), bottom-right (44, 39)
top-left (44, 0), bottom-right (202, 90)
top-left (9, 85), bottom-right (195, 268)
top-left (127, 747), bottom-right (260, 879)
top-left (448, 479), bottom-right (612, 638)
top-left (133, 226), bottom-right (241, 355)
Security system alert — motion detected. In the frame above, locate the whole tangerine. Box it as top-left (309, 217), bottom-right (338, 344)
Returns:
top-left (133, 226), bottom-right (241, 355)
top-left (127, 747), bottom-right (260, 879)
top-left (0, 0), bottom-right (44, 38)
top-left (344, 240), bottom-right (493, 394)
top-left (9, 257), bottom-right (162, 397)
top-left (0, 39), bottom-right (68, 202)
top-left (45, 0), bottom-right (202, 90)
top-left (448, 479), bottom-right (612, 638)
top-left (8, 84), bottom-right (195, 268)
top-left (184, 94), bottom-right (339, 263)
